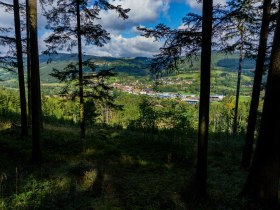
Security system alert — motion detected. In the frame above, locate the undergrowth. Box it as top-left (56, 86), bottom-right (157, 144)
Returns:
top-left (0, 122), bottom-right (249, 210)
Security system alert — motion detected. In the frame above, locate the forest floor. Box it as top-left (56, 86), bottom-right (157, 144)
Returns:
top-left (0, 121), bottom-right (251, 210)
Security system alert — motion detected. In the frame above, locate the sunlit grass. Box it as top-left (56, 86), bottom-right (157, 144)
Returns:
top-left (0, 115), bottom-right (253, 209)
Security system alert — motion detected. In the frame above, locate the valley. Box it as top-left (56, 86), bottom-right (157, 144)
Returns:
top-left (0, 52), bottom-right (257, 98)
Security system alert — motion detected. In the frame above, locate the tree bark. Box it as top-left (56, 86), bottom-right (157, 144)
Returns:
top-left (104, 103), bottom-right (109, 124)
top-left (28, 0), bottom-right (42, 164)
top-left (76, 0), bottom-right (85, 138)
top-left (195, 0), bottom-right (213, 197)
top-left (241, 8), bottom-right (280, 209)
top-left (241, 0), bottom-right (272, 169)
top-left (233, 23), bottom-right (244, 136)
top-left (26, 0), bottom-right (32, 127)
top-left (13, 0), bottom-right (28, 137)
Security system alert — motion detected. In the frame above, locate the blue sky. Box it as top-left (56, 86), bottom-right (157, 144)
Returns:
top-left (39, 0), bottom-right (208, 57)
top-left (120, 2), bottom-right (192, 38)
top-left (79, 0), bottom-right (206, 57)
top-left (158, 2), bottom-right (193, 28)
top-left (0, 0), bottom-right (225, 57)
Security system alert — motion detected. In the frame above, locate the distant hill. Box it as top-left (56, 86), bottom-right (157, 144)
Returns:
top-left (38, 53), bottom-right (151, 83)
top-left (176, 52), bottom-right (256, 74)
top-left (216, 58), bottom-right (256, 71)
top-left (0, 52), bottom-right (256, 87)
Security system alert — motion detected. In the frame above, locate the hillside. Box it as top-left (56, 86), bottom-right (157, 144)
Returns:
top-left (38, 54), bottom-right (151, 83)
top-left (0, 86), bottom-right (253, 210)
top-left (0, 54), bottom-right (151, 85)
top-left (0, 52), bottom-right (256, 90)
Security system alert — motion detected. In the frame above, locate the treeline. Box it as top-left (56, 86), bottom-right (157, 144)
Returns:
top-left (0, 87), bottom-right (252, 138)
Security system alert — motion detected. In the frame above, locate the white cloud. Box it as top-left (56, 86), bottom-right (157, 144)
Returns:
top-left (38, 4), bottom-right (48, 30)
top-left (84, 0), bottom-right (169, 57)
top-left (131, 25), bottom-right (145, 35)
top-left (38, 32), bottom-right (162, 58)
top-left (185, 0), bottom-right (226, 10)
top-left (185, 0), bottom-right (200, 9)
top-left (110, 0), bottom-right (169, 22)
top-left (85, 35), bottom-right (162, 57)
top-left (3, 0), bottom-right (169, 58)
top-left (178, 23), bottom-right (187, 30)
top-left (97, 0), bottom-right (171, 34)
top-left (0, 0), bottom-right (47, 33)
top-left (0, 1), bottom-right (14, 29)
top-left (38, 31), bottom-right (52, 52)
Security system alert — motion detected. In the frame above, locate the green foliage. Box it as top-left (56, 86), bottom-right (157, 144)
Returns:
top-left (42, 96), bottom-right (80, 125)
top-left (164, 101), bottom-right (194, 131)
top-left (10, 176), bottom-right (54, 209)
top-left (109, 92), bottom-right (142, 127)
top-left (209, 95), bottom-right (250, 135)
top-left (125, 96), bottom-right (199, 138)
top-left (0, 117), bottom-right (250, 209)
top-left (0, 87), bottom-right (250, 136)
top-left (137, 97), bottom-right (158, 131)
top-left (0, 88), bottom-right (21, 123)
top-left (0, 86), bottom-right (256, 209)
top-left (84, 99), bottom-right (98, 127)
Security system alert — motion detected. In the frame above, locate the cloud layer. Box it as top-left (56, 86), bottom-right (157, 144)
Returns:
top-left (97, 0), bottom-right (170, 34)
top-left (87, 0), bottom-right (169, 57)
top-left (3, 0), bottom-right (229, 58)
top-left (40, 0), bottom-right (169, 57)
top-left (85, 35), bottom-right (161, 57)
top-left (185, 0), bottom-right (226, 10)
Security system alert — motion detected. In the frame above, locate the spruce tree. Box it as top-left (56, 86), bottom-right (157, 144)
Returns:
top-left (13, 0), bottom-right (28, 137)
top-left (195, 0), bottom-right (213, 197)
top-left (138, 0), bottom-right (213, 197)
top-left (241, 0), bottom-right (272, 168)
top-left (0, 0), bottom-right (28, 137)
top-left (241, 4), bottom-right (280, 207)
top-left (43, 0), bottom-right (129, 138)
top-left (216, 0), bottom-right (260, 135)
top-left (28, 0), bottom-right (42, 164)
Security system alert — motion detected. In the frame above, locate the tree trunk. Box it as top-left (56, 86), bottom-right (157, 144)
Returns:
top-left (104, 103), bottom-right (109, 124)
top-left (195, 0), bottom-right (213, 197)
top-left (13, 0), bottom-right (28, 137)
top-left (26, 0), bottom-right (32, 127)
top-left (241, 0), bottom-right (272, 169)
top-left (28, 0), bottom-right (42, 164)
top-left (76, 1), bottom-right (85, 138)
top-left (233, 24), bottom-right (244, 136)
top-left (241, 9), bottom-right (280, 209)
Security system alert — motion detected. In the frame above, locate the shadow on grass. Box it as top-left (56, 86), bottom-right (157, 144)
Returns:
top-left (0, 119), bottom-right (250, 210)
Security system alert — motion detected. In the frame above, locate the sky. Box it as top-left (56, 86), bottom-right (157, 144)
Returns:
top-left (0, 0), bottom-right (226, 58)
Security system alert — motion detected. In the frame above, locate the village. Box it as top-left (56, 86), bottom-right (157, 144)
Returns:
top-left (111, 79), bottom-right (225, 104)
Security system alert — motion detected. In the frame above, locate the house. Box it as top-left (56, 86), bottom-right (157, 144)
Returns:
top-left (210, 94), bottom-right (225, 102)
top-left (186, 99), bottom-right (199, 105)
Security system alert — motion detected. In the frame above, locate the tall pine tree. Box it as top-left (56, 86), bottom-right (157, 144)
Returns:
top-left (43, 0), bottom-right (129, 138)
top-left (216, 0), bottom-right (260, 135)
top-left (28, 0), bottom-right (42, 164)
top-left (195, 0), bottom-right (213, 197)
top-left (0, 0), bottom-right (28, 137)
top-left (13, 0), bottom-right (28, 137)
top-left (241, 3), bottom-right (280, 208)
top-left (241, 0), bottom-right (272, 168)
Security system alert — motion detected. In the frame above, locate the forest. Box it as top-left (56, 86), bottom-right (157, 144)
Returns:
top-left (0, 0), bottom-right (280, 209)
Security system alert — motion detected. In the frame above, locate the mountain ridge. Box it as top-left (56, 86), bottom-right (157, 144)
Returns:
top-left (1, 52), bottom-right (256, 85)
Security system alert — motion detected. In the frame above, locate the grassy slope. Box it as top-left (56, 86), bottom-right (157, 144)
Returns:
top-left (163, 69), bottom-right (254, 96)
top-left (0, 118), bottom-right (250, 210)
